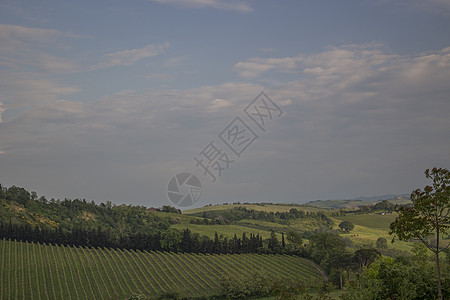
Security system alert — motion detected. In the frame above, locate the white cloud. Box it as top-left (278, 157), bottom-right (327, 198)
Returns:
top-left (2, 41), bottom-right (450, 205)
top-left (0, 24), bottom-right (83, 119)
top-left (95, 43), bottom-right (170, 69)
top-left (207, 98), bottom-right (233, 112)
top-left (234, 43), bottom-right (396, 79)
top-left (0, 72), bottom-right (80, 109)
top-left (151, 0), bottom-right (253, 12)
top-left (234, 56), bottom-right (303, 77)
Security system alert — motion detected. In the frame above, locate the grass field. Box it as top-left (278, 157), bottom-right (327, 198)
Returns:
top-left (0, 239), bottom-right (324, 299)
top-left (336, 213), bottom-right (398, 229)
top-left (171, 222), bottom-right (279, 239)
top-left (331, 215), bottom-right (413, 252)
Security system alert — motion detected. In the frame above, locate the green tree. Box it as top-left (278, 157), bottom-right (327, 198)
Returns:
top-left (339, 221), bottom-right (354, 233)
top-left (390, 167), bottom-right (450, 300)
top-left (354, 248), bottom-right (380, 273)
top-left (309, 232), bottom-right (346, 269)
top-left (376, 237), bottom-right (388, 249)
top-left (268, 230), bottom-right (279, 252)
top-left (286, 230), bottom-right (303, 245)
top-left (160, 229), bottom-right (181, 252)
top-left (328, 251), bottom-right (353, 289)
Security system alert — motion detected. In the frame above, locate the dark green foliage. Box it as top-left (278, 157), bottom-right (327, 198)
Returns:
top-left (353, 248), bottom-right (380, 273)
top-left (375, 237), bottom-right (388, 249)
top-left (357, 200), bottom-right (396, 213)
top-left (0, 184), bottom-right (277, 255)
top-left (390, 167), bottom-right (450, 300)
top-left (160, 205), bottom-right (181, 214)
top-left (286, 230), bottom-right (303, 245)
top-left (339, 221), bottom-right (354, 233)
top-left (326, 252), bottom-right (353, 289)
top-left (356, 256), bottom-right (450, 300)
top-left (219, 272), bottom-right (310, 299)
top-left (308, 232), bottom-right (346, 266)
top-left (160, 229), bottom-right (181, 252)
top-left (192, 206), bottom-right (333, 226)
top-left (268, 230), bottom-right (279, 252)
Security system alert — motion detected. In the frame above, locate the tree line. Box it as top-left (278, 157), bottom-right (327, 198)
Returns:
top-left (0, 220), bottom-right (279, 254)
top-left (193, 206), bottom-right (333, 226)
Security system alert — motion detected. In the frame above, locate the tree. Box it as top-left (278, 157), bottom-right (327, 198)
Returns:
top-left (390, 167), bottom-right (450, 300)
top-left (309, 232), bottom-right (346, 266)
top-left (181, 228), bottom-right (193, 252)
top-left (339, 221), bottom-right (354, 233)
top-left (376, 237), bottom-right (388, 249)
top-left (354, 248), bottom-right (380, 273)
top-left (328, 252), bottom-right (353, 289)
top-left (286, 230), bottom-right (303, 246)
top-left (268, 230), bottom-right (279, 252)
top-left (160, 229), bottom-right (181, 252)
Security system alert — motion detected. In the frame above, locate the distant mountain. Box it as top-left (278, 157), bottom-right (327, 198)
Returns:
top-left (306, 194), bottom-right (410, 209)
top-left (354, 194), bottom-right (410, 202)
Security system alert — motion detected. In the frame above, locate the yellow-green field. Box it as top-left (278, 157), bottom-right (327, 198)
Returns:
top-left (331, 215), bottom-right (413, 252)
top-left (171, 222), bottom-right (279, 239)
top-left (181, 203), bottom-right (417, 254)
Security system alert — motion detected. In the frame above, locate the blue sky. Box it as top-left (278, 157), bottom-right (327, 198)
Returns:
top-left (1, 0), bottom-right (450, 208)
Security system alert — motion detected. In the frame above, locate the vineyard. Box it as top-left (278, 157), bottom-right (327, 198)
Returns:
top-left (0, 238), bottom-right (324, 299)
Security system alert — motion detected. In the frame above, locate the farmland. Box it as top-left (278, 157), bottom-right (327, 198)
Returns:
top-left (0, 238), bottom-right (324, 299)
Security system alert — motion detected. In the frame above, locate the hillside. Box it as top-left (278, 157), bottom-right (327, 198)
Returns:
top-left (306, 196), bottom-right (411, 209)
top-left (3, 183), bottom-right (446, 299)
top-left (0, 239), bottom-right (324, 299)
top-left (181, 202), bottom-right (415, 254)
top-left (0, 184), bottom-right (417, 255)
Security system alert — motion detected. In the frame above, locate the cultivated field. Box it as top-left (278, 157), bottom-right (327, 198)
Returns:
top-left (0, 239), bottom-right (324, 299)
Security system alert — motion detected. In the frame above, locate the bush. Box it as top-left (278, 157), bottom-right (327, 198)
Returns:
top-left (219, 271), bottom-right (307, 299)
top-left (375, 237), bottom-right (388, 249)
top-left (358, 255), bottom-right (447, 300)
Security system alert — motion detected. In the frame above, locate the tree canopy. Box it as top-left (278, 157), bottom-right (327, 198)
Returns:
top-left (339, 220), bottom-right (354, 233)
top-left (390, 167), bottom-right (450, 300)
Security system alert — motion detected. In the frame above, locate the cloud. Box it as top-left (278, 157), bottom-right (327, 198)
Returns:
top-left (0, 24), bottom-right (60, 44)
top-left (234, 56), bottom-right (303, 77)
top-left (0, 72), bottom-right (80, 110)
top-left (374, 0), bottom-right (450, 15)
top-left (151, 0), bottom-right (253, 12)
top-left (164, 56), bottom-right (188, 67)
top-left (2, 42), bottom-right (450, 205)
top-left (0, 24), bottom-right (83, 116)
top-left (95, 43), bottom-right (170, 69)
top-left (0, 24), bottom-right (83, 74)
top-left (0, 102), bottom-right (5, 123)
top-left (234, 43), bottom-right (396, 79)
top-left (0, 24), bottom-right (84, 54)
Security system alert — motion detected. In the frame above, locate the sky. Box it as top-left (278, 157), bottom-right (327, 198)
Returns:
top-left (1, 0), bottom-right (450, 208)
